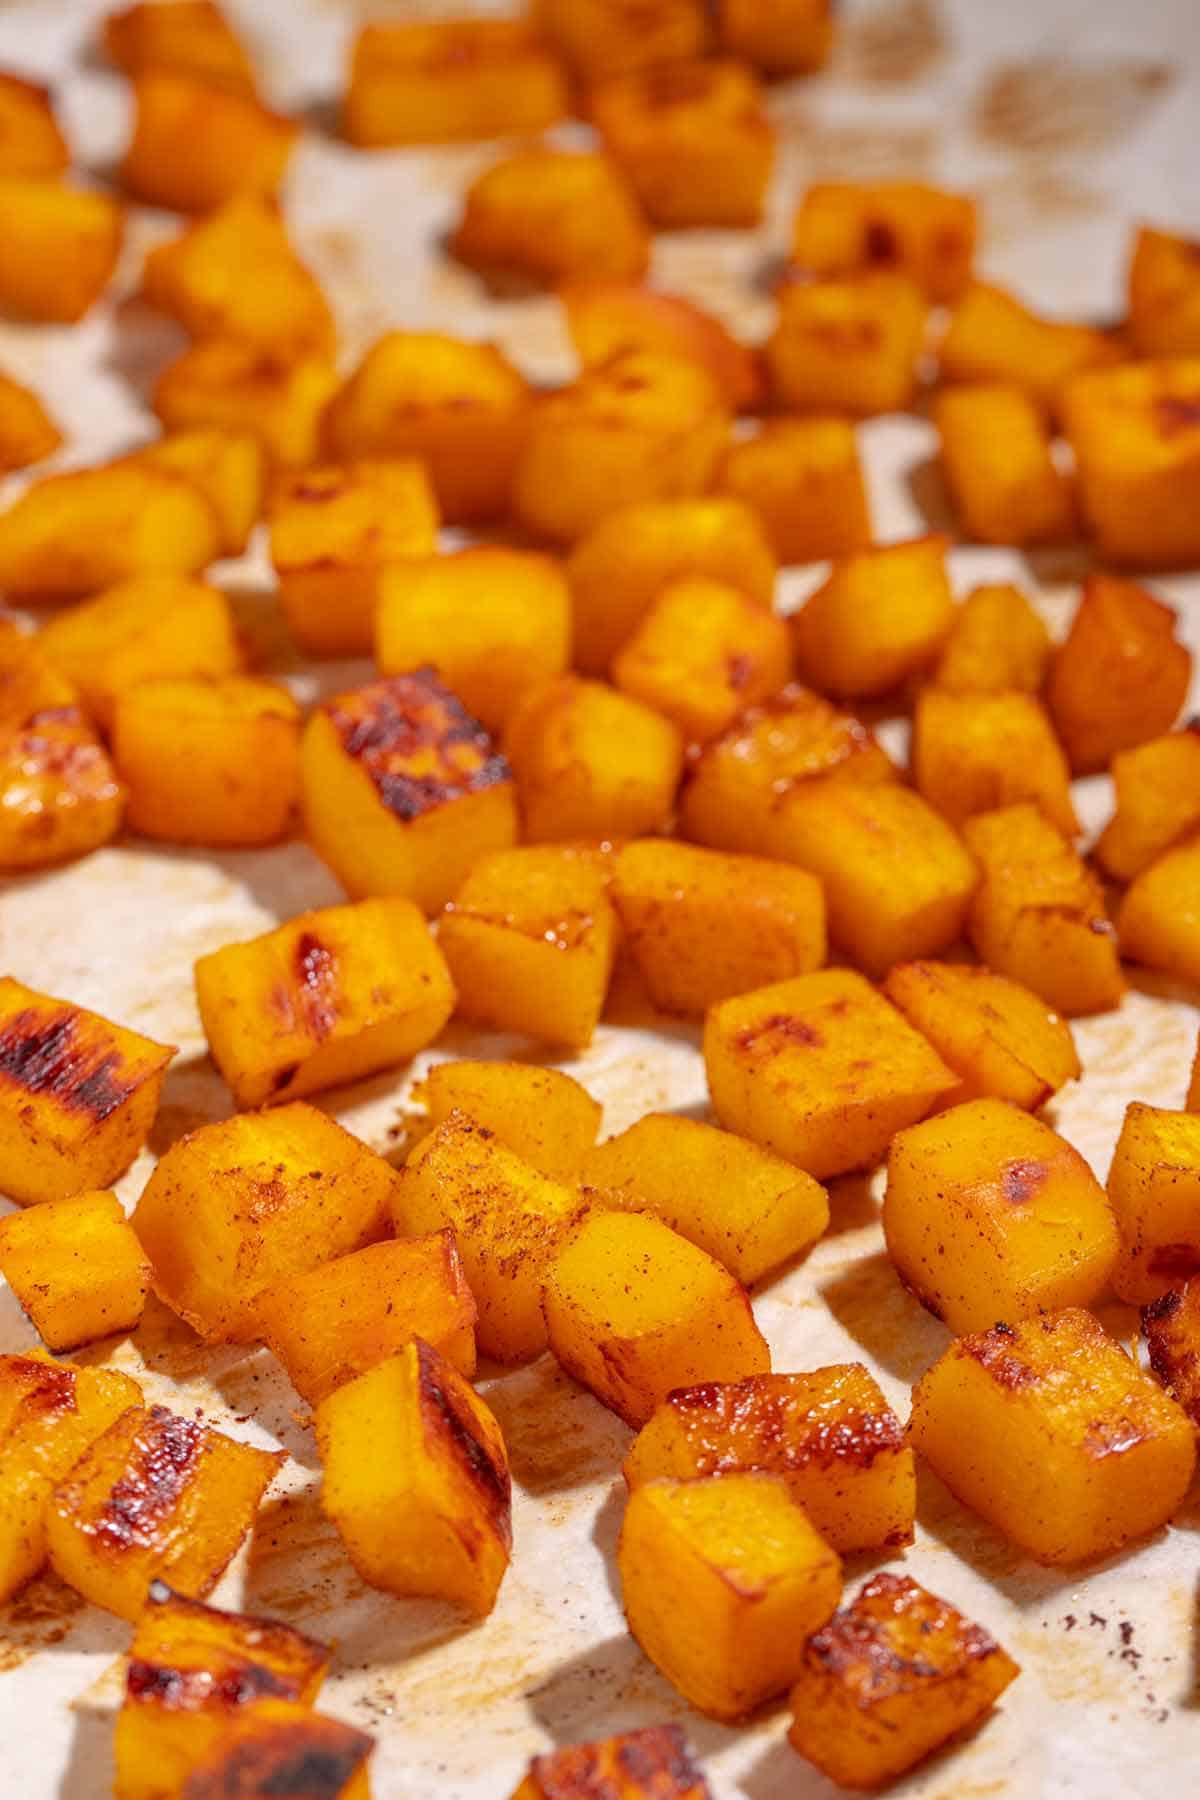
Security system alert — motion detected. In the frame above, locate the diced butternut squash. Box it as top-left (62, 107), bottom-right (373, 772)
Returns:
top-left (451, 150), bottom-right (650, 289)
top-left (624, 1365), bottom-right (915, 1554)
top-left (511, 1725), bottom-right (711, 1800)
top-left (1062, 357), bottom-right (1200, 565)
top-left (132, 1103), bottom-right (399, 1342)
top-left (791, 181), bottom-right (976, 303)
top-left (154, 342), bottom-right (339, 470)
top-left (718, 0), bottom-right (832, 73)
top-left (934, 583), bottom-right (1051, 695)
top-left (0, 468), bottom-right (218, 603)
top-left (417, 1062), bottom-right (601, 1182)
top-left (1046, 573), bottom-right (1190, 774)
top-left (0, 72), bottom-right (68, 178)
top-left (257, 1233), bottom-right (476, 1407)
top-left (0, 704), bottom-right (125, 872)
top-left (612, 576), bottom-right (789, 743)
top-left (939, 281), bottom-right (1120, 415)
top-left (964, 804), bottom-right (1125, 1017)
top-left (1128, 224), bottom-right (1200, 356)
top-left (0, 369), bottom-right (60, 471)
top-left (935, 384), bottom-right (1074, 546)
top-left (793, 534), bottom-right (955, 700)
top-left (704, 968), bottom-right (957, 1179)
top-left (788, 1572), bottom-right (1018, 1790)
top-left (47, 1404), bottom-right (281, 1620)
top-left (0, 1189), bottom-right (151, 1351)
top-left (0, 980), bottom-right (174, 1207)
top-left (912, 687), bottom-right (1077, 834)
top-left (104, 2), bottom-right (256, 95)
top-left (1118, 836), bottom-right (1200, 987)
top-left (1095, 730), bottom-right (1200, 881)
top-left (1106, 1104), bottom-right (1200, 1304)
top-left (882, 961), bottom-right (1080, 1111)
top-left (181, 1704), bottom-right (374, 1800)
top-left (344, 19), bottom-right (567, 147)
top-left (1141, 1280), bottom-right (1200, 1428)
top-left (316, 1339), bottom-right (511, 1615)
top-left (767, 273), bottom-right (927, 416)
top-left (911, 1309), bottom-right (1196, 1564)
top-left (120, 429), bottom-right (265, 558)
top-left (543, 1209), bottom-right (770, 1426)
top-left (0, 179), bottom-right (122, 323)
top-left (719, 417), bottom-right (871, 564)
top-left (563, 282), bottom-right (763, 412)
top-left (619, 1474), bottom-right (841, 1719)
top-left (532, 0), bottom-right (708, 81)
top-left (301, 670), bottom-right (517, 914)
top-left (121, 73), bottom-right (297, 212)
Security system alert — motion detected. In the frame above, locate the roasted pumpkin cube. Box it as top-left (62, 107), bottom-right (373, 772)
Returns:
top-left (0, 707), bottom-right (125, 871)
top-left (375, 548), bottom-right (570, 731)
top-left (705, 968), bottom-right (957, 1179)
top-left (397, 1115), bottom-right (587, 1362)
top-left (583, 1112), bottom-right (828, 1285)
top-left (532, 0), bottom-right (708, 80)
top-left (620, 1474), bottom-right (841, 1720)
top-left (195, 896), bottom-right (454, 1109)
top-left (270, 460), bottom-right (438, 657)
top-left (120, 429), bottom-right (266, 558)
top-left (883, 961), bottom-right (1080, 1111)
top-left (0, 623), bottom-right (76, 725)
top-left (718, 0), bottom-right (832, 73)
top-left (788, 1572), bottom-right (1019, 1790)
top-left (257, 1232), bottom-right (476, 1406)
top-left (316, 1339), bottom-right (511, 1616)
top-left (503, 676), bottom-right (683, 843)
top-left (344, 19), bottom-right (567, 147)
top-left (40, 578), bottom-right (241, 730)
top-left (511, 1725), bottom-right (710, 1800)
top-left (719, 417), bottom-right (871, 564)
top-left (939, 280), bottom-right (1119, 415)
top-left (121, 73), bottom-right (297, 212)
top-left (1128, 224), bottom-right (1200, 356)
top-left (624, 1365), bottom-right (914, 1554)
top-left (911, 1309), bottom-right (1196, 1564)
top-left (323, 330), bottom-right (531, 523)
top-left (1062, 358), bottom-right (1200, 565)
top-left (0, 369), bottom-right (60, 471)
top-left (0, 72), bottom-right (68, 177)
top-left (913, 687), bottom-right (1077, 834)
top-left (766, 273), bottom-right (927, 417)
top-left (563, 281), bottom-right (763, 412)
top-left (793, 534), bottom-right (955, 700)
top-left (592, 59), bottom-right (772, 230)
top-left (1141, 1281), bottom-right (1200, 1427)
top-left (1118, 836), bottom-right (1200, 988)
top-left (543, 1209), bottom-right (770, 1426)
top-left (451, 149), bottom-right (649, 290)
top-left (1106, 1103), bottom-right (1200, 1304)
top-left (934, 582), bottom-right (1050, 694)
top-left (791, 180), bottom-right (976, 303)
top-left (47, 1405), bottom-right (281, 1620)
top-left (154, 342), bottom-right (339, 470)
top-left (181, 1704), bottom-right (374, 1800)
top-left (567, 496), bottom-right (776, 676)
top-left (935, 383), bottom-right (1074, 546)
top-left (964, 804), bottom-right (1124, 1017)
top-left (0, 980), bottom-right (174, 1207)
top-left (141, 195), bottom-right (335, 362)
top-left (0, 1189), bottom-right (151, 1351)
top-left (612, 576), bottom-right (789, 744)
top-left (1046, 573), bottom-right (1190, 775)
top-left (1095, 730), bottom-right (1200, 881)
top-left (132, 1102), bottom-right (399, 1342)
top-left (417, 1061), bottom-right (601, 1182)
top-left (114, 1582), bottom-right (329, 1800)
top-left (0, 467), bottom-right (218, 603)
top-left (104, 1), bottom-right (256, 94)
top-left (512, 349), bottom-right (728, 545)
top-left (610, 839), bottom-right (826, 1018)
top-left (0, 179), bottom-right (122, 323)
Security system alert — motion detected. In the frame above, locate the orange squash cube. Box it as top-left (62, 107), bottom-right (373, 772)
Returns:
top-left (451, 150), bottom-right (649, 289)
top-left (0, 73), bottom-right (68, 178)
top-left (121, 73), bottom-right (297, 212)
top-left (0, 1190), bottom-right (151, 1351)
top-left (612, 576), bottom-right (789, 743)
top-left (912, 687), bottom-right (1077, 834)
top-left (935, 383), bottom-right (1074, 546)
top-left (120, 429), bottom-right (266, 558)
top-left (934, 582), bottom-right (1051, 694)
top-left (792, 534), bottom-right (955, 700)
top-left (1063, 358), bottom-right (1200, 565)
top-left (417, 1061), bottom-right (601, 1182)
top-left (0, 370), bottom-right (60, 471)
top-left (301, 671), bottom-right (517, 913)
top-left (704, 968), bottom-right (957, 1179)
top-left (104, 2), bottom-right (256, 94)
top-left (0, 467), bottom-right (218, 603)
top-left (1141, 1280), bottom-right (1200, 1427)
top-left (0, 634), bottom-right (125, 868)
top-left (1128, 224), bottom-right (1200, 356)
top-left (1046, 573), bottom-right (1190, 774)
top-left (963, 804), bottom-right (1125, 1017)
top-left (883, 961), bottom-right (1080, 1112)
top-left (767, 273), bottom-right (927, 416)
top-left (0, 179), bottom-right (122, 323)
top-left (719, 417), bottom-right (871, 564)
top-left (939, 280), bottom-right (1120, 415)
top-left (1118, 836), bottom-right (1200, 987)
top-left (1106, 1103), bottom-right (1200, 1304)
top-left (154, 342), bottom-right (338, 469)
top-left (182, 1705), bottom-right (374, 1800)
top-left (511, 1726), bottom-right (710, 1800)
top-left (791, 180), bottom-right (976, 303)
top-left (563, 282), bottom-right (763, 412)
top-left (532, 0), bottom-right (708, 81)
top-left (718, 0), bottom-right (833, 73)
top-left (344, 19), bottom-right (567, 147)
top-left (1096, 730), bottom-right (1200, 881)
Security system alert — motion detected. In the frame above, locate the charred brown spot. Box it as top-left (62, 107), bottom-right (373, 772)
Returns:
top-left (416, 1340), bottom-right (511, 1549)
top-left (531, 1726), bottom-right (705, 1800)
top-left (1001, 1158), bottom-right (1047, 1204)
top-left (1142, 1288), bottom-right (1184, 1327)
top-left (733, 1012), bottom-right (824, 1053)
top-left (181, 1717), bottom-right (374, 1800)
top-left (725, 653), bottom-right (753, 691)
top-left (293, 934), bottom-right (339, 1043)
top-left (6, 1357), bottom-right (76, 1416)
top-left (1156, 395), bottom-right (1200, 435)
top-left (126, 1657), bottom-right (299, 1712)
top-left (807, 1571), bottom-right (998, 1695)
top-left (95, 1408), bottom-right (204, 1552)
top-left (963, 1330), bottom-right (1038, 1390)
top-left (863, 219), bottom-right (899, 263)
top-left (1149, 1243), bottom-right (1200, 1279)
top-left (0, 1008), bottom-right (134, 1121)
top-left (327, 670), bottom-right (509, 822)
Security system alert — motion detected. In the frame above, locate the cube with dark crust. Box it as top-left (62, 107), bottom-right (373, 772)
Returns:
top-left (181, 1703), bottom-right (374, 1800)
top-left (511, 1724), bottom-right (710, 1800)
top-left (1142, 1281), bottom-right (1200, 1426)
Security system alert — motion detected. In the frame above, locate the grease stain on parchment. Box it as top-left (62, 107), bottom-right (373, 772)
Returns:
top-left (833, 0), bottom-right (949, 87)
top-left (974, 57), bottom-right (1172, 155)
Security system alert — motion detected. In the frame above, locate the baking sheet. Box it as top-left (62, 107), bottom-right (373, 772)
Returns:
top-left (1, 0), bottom-right (1200, 1794)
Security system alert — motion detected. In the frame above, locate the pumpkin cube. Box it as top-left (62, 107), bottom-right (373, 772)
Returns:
top-left (532, 0), bottom-right (708, 81)
top-left (512, 349), bottom-right (728, 545)
top-left (316, 1339), bottom-right (511, 1616)
top-left (882, 961), bottom-right (1080, 1112)
top-left (939, 280), bottom-right (1119, 415)
top-left (323, 330), bottom-right (531, 523)
top-left (511, 1725), bottom-right (710, 1800)
top-left (719, 417), bottom-right (871, 564)
top-left (964, 804), bottom-right (1125, 1017)
top-left (0, 980), bottom-right (174, 1207)
top-left (1118, 837), bottom-right (1200, 987)
top-left (0, 179), bottom-right (122, 323)
top-left (624, 1365), bottom-right (915, 1554)
top-left (935, 384), bottom-right (1074, 546)
top-left (375, 548), bottom-right (570, 732)
top-left (1046, 573), bottom-right (1190, 774)
top-left (567, 496), bottom-right (776, 676)
top-left (766, 273), bottom-right (927, 416)
top-left (934, 582), bottom-right (1050, 694)
top-left (154, 342), bottom-right (339, 470)
top-left (503, 676), bottom-right (683, 843)
top-left (1128, 224), bottom-right (1200, 356)
top-left (1141, 1281), bottom-right (1200, 1428)
top-left (397, 1116), bottom-right (587, 1362)
top-left (0, 1189), bottom-right (151, 1351)
top-left (269, 460), bottom-right (438, 657)
top-left (543, 1209), bottom-right (770, 1426)
top-left (301, 671), bottom-right (517, 914)
top-left (563, 282), bottom-right (763, 413)
top-left (788, 1572), bottom-right (1019, 1790)
top-left (793, 534), bottom-right (955, 700)
top-left (790, 180), bottom-right (976, 303)
top-left (344, 19), bottom-right (567, 147)
top-left (1063, 357), bottom-right (1200, 565)
top-left (47, 1405), bottom-right (281, 1620)
top-left (718, 0), bottom-right (832, 73)
top-left (181, 1705), bottom-right (374, 1800)
top-left (0, 370), bottom-right (60, 471)
top-left (912, 687), bottom-right (1077, 834)
top-left (451, 149), bottom-right (649, 290)
top-left (0, 72), bottom-right (68, 178)
top-left (583, 1112), bottom-right (828, 1285)
top-left (1106, 1103), bottom-right (1200, 1304)
top-left (121, 73), bottom-right (297, 212)
top-left (121, 429), bottom-right (266, 558)
top-left (131, 1102), bottom-right (399, 1342)
top-left (704, 968), bottom-right (957, 1179)
top-left (104, 1), bottom-right (256, 95)
top-left (612, 576), bottom-right (789, 743)
top-left (417, 1061), bottom-right (601, 1182)
top-left (0, 467), bottom-right (218, 603)
top-left (257, 1232), bottom-right (476, 1407)
top-left (0, 704), bottom-right (125, 872)
top-left (40, 578), bottom-right (242, 730)
top-left (1095, 730), bottom-right (1200, 881)
top-left (114, 1582), bottom-right (329, 1800)
top-left (619, 1474), bottom-right (841, 1719)
top-left (610, 839), bottom-right (826, 1019)
top-left (0, 623), bottom-right (77, 724)
top-left (911, 1309), bottom-right (1196, 1564)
